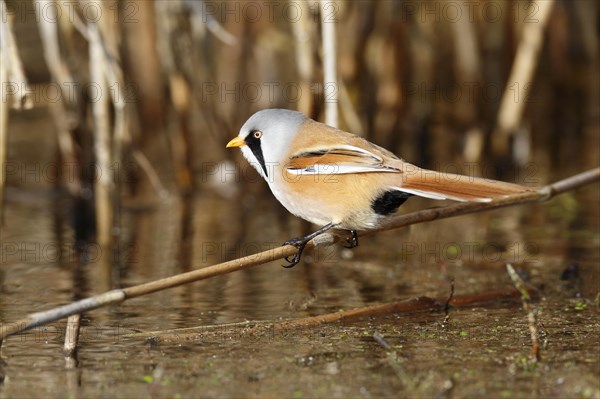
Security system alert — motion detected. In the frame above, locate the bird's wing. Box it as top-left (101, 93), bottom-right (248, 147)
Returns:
top-left (285, 145), bottom-right (401, 175)
top-left (286, 145), bottom-right (532, 202)
top-left (286, 119), bottom-right (533, 201)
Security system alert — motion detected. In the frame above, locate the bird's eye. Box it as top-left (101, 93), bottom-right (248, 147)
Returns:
top-left (253, 130), bottom-right (263, 139)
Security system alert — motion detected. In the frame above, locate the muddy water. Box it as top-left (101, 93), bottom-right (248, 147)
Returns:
top-left (0, 179), bottom-right (599, 398)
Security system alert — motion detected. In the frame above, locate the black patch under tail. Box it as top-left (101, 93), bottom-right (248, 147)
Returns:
top-left (371, 190), bottom-right (411, 216)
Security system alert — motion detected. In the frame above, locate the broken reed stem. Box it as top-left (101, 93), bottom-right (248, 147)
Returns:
top-left (63, 314), bottom-right (81, 368)
top-left (127, 288), bottom-right (527, 341)
top-left (0, 168), bottom-right (598, 340)
top-left (506, 264), bottom-right (540, 362)
top-left (279, 287), bottom-right (526, 330)
top-left (442, 277), bottom-right (455, 327)
top-left (444, 277), bottom-right (455, 315)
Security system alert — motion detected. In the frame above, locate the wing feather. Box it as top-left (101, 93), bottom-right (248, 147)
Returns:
top-left (286, 145), bottom-right (400, 175)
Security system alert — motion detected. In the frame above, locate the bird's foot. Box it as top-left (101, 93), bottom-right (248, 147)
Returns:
top-left (282, 237), bottom-right (309, 268)
top-left (344, 230), bottom-right (359, 249)
top-left (281, 223), bottom-right (337, 268)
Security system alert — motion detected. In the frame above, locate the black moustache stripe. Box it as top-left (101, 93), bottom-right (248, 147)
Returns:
top-left (245, 131), bottom-right (268, 177)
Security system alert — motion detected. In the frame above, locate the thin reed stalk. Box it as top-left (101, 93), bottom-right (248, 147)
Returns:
top-left (321, 0), bottom-right (338, 127)
top-left (35, 0), bottom-right (81, 195)
top-left (494, 0), bottom-right (555, 154)
top-left (292, 1), bottom-right (314, 116)
top-left (0, 47), bottom-right (7, 225)
top-left (0, 0), bottom-right (34, 223)
top-left (88, 22), bottom-right (113, 250)
top-left (0, 0), bottom-right (33, 109)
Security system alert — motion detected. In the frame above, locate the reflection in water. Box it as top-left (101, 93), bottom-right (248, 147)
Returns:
top-left (2, 186), bottom-right (599, 323)
top-left (0, 182), bottom-right (598, 398)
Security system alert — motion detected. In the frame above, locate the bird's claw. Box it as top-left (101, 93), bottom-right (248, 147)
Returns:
top-left (282, 238), bottom-right (308, 268)
top-left (344, 230), bottom-right (359, 249)
top-left (280, 223), bottom-right (337, 268)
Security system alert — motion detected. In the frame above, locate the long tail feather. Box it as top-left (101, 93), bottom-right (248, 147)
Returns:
top-left (399, 168), bottom-right (532, 202)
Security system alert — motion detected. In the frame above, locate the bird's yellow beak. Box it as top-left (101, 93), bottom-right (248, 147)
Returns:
top-left (226, 136), bottom-right (245, 148)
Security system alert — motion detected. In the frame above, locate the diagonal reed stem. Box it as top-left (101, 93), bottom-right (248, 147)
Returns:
top-left (1, 167), bottom-right (598, 341)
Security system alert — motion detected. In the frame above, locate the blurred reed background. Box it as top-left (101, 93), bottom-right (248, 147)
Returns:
top-left (1, 0), bottom-right (598, 260)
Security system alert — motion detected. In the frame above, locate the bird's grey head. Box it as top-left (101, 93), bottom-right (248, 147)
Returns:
top-left (233, 109), bottom-right (308, 180)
